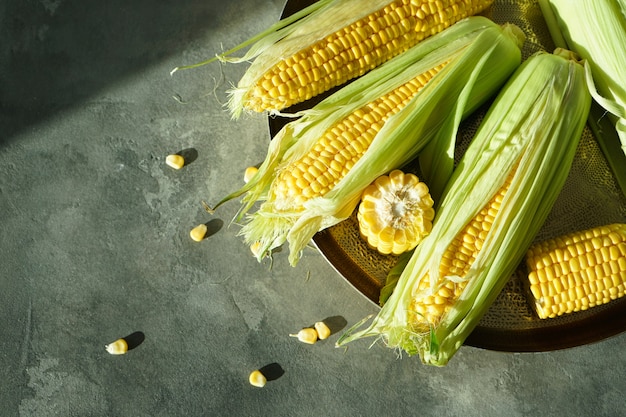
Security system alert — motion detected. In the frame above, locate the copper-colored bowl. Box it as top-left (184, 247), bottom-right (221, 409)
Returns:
top-left (268, 0), bottom-right (626, 352)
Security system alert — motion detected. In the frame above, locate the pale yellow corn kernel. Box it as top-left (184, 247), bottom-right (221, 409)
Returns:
top-left (314, 321), bottom-right (332, 340)
top-left (290, 328), bottom-right (318, 344)
top-left (190, 224), bottom-right (208, 242)
top-left (105, 338), bottom-right (128, 355)
top-left (166, 154), bottom-right (185, 170)
top-left (244, 166), bottom-right (258, 183)
top-left (250, 241), bottom-right (262, 257)
top-left (249, 370), bottom-right (267, 388)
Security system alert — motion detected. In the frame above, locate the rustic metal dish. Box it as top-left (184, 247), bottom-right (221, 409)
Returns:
top-left (269, 0), bottom-right (626, 351)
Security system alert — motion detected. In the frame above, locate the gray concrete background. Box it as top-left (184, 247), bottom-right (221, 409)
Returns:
top-left (1, 0), bottom-right (625, 416)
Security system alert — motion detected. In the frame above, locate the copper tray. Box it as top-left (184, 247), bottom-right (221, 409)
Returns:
top-left (268, 0), bottom-right (626, 352)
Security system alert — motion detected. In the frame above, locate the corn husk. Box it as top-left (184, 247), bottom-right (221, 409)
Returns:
top-left (211, 17), bottom-right (524, 266)
top-left (539, 0), bottom-right (626, 192)
top-left (336, 49), bottom-right (592, 366)
top-left (172, 0), bottom-right (496, 118)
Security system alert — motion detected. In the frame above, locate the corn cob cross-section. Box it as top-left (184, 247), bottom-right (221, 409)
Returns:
top-left (526, 223), bottom-right (626, 319)
top-left (214, 0), bottom-right (495, 117)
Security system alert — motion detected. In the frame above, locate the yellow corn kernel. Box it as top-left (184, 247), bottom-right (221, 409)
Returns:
top-left (165, 154), bottom-right (185, 170)
top-left (190, 224), bottom-right (208, 242)
top-left (241, 0), bottom-right (494, 113)
top-left (525, 224), bottom-right (626, 319)
top-left (270, 62), bottom-right (446, 211)
top-left (290, 328), bottom-right (318, 344)
top-left (249, 370), bottom-right (267, 388)
top-left (105, 338), bottom-right (128, 355)
top-left (314, 321), bottom-right (332, 340)
top-left (244, 166), bottom-right (258, 183)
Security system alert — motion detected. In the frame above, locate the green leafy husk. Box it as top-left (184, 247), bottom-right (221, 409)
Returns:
top-left (336, 50), bottom-right (592, 366)
top-left (212, 17), bottom-right (524, 266)
top-left (539, 0), bottom-right (626, 194)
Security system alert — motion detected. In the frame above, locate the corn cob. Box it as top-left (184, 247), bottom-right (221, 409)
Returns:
top-left (337, 49), bottom-right (592, 366)
top-left (408, 167), bottom-right (514, 327)
top-left (233, 0), bottom-right (495, 116)
top-left (210, 17), bottom-right (524, 266)
top-left (271, 62), bottom-right (447, 211)
top-left (525, 223), bottom-right (626, 319)
top-left (172, 0), bottom-right (495, 117)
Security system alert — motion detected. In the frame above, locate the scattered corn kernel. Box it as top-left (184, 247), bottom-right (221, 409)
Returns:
top-left (314, 321), bottom-right (331, 340)
top-left (289, 327), bottom-right (318, 344)
top-left (105, 338), bottom-right (128, 355)
top-left (248, 369), bottom-right (267, 388)
top-left (244, 166), bottom-right (259, 183)
top-left (250, 241), bottom-right (262, 257)
top-left (166, 154), bottom-right (185, 169)
top-left (190, 224), bottom-right (208, 242)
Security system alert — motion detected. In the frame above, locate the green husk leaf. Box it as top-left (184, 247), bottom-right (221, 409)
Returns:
top-left (336, 50), bottom-right (592, 366)
top-left (213, 16), bottom-right (523, 267)
top-left (380, 250), bottom-right (413, 306)
top-left (170, 0), bottom-right (334, 75)
top-left (538, 0), bottom-right (626, 191)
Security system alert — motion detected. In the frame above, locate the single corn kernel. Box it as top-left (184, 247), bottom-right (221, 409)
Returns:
top-left (105, 338), bottom-right (128, 355)
top-left (190, 224), bottom-right (208, 242)
top-left (166, 154), bottom-right (185, 170)
top-left (250, 241), bottom-right (263, 258)
top-left (314, 321), bottom-right (331, 340)
top-left (248, 369), bottom-right (267, 388)
top-left (244, 166), bottom-right (259, 183)
top-left (289, 328), bottom-right (318, 344)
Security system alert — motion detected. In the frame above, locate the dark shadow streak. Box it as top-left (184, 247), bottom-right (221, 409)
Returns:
top-left (123, 331), bottom-right (145, 351)
top-left (177, 148), bottom-right (199, 165)
top-left (258, 362), bottom-right (284, 382)
top-left (204, 218), bottom-right (223, 238)
top-left (0, 0), bottom-right (258, 146)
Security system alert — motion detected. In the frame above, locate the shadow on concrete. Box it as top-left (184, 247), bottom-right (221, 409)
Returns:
top-left (124, 331), bottom-right (146, 351)
top-left (177, 148), bottom-right (199, 165)
top-left (0, 0), bottom-right (257, 146)
top-left (258, 362), bottom-right (285, 382)
top-left (204, 218), bottom-right (224, 238)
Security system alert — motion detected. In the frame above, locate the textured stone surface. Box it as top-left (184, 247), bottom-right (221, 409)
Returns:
top-left (2, 1), bottom-right (626, 416)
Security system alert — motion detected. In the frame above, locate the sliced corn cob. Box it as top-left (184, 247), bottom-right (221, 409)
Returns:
top-left (173, 0), bottom-right (495, 117)
top-left (337, 49), bottom-right (592, 366)
top-left (357, 169), bottom-right (435, 255)
top-left (525, 223), bottom-right (626, 319)
top-left (210, 17), bottom-right (524, 266)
